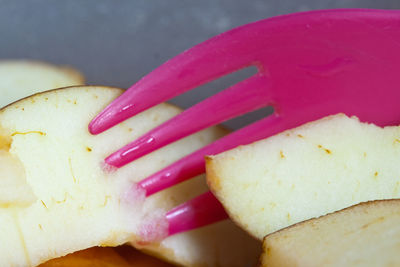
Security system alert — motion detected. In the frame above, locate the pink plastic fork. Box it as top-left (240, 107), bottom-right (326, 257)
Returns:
top-left (90, 9), bottom-right (400, 239)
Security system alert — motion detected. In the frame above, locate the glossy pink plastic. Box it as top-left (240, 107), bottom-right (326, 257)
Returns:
top-left (166, 191), bottom-right (228, 236)
top-left (90, 9), bottom-right (400, 238)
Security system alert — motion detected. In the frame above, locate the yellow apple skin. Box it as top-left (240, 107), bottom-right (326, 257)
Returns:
top-left (38, 247), bottom-right (132, 267)
top-left (261, 199), bottom-right (400, 267)
top-left (39, 246), bottom-right (174, 267)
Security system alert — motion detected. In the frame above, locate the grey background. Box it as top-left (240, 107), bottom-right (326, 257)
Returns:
top-left (1, 1), bottom-right (399, 129)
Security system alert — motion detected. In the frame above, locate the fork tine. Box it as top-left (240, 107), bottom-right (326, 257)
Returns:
top-left (137, 114), bottom-right (286, 195)
top-left (89, 29), bottom-right (260, 135)
top-left (139, 99), bottom-right (341, 195)
top-left (166, 191), bottom-right (229, 236)
top-left (137, 191), bottom-right (228, 242)
top-left (105, 75), bottom-right (271, 168)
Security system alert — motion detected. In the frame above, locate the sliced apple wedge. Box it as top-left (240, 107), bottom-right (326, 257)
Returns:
top-left (38, 247), bottom-right (133, 267)
top-left (261, 199), bottom-right (400, 267)
top-left (38, 246), bottom-right (174, 267)
top-left (0, 60), bottom-right (84, 107)
top-left (39, 246), bottom-right (174, 267)
top-left (206, 114), bottom-right (400, 240)
top-left (115, 246), bottom-right (173, 267)
top-left (0, 86), bottom-right (260, 267)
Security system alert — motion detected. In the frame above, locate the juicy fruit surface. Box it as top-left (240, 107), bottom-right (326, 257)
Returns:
top-left (261, 200), bottom-right (400, 267)
top-left (207, 114), bottom-right (400, 240)
top-left (0, 86), bottom-right (260, 267)
top-left (38, 247), bottom-right (132, 267)
top-left (39, 246), bottom-right (173, 267)
top-left (0, 87), bottom-right (159, 266)
top-left (0, 60), bottom-right (84, 108)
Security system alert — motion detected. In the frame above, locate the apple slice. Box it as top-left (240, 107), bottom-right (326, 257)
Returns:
top-left (38, 246), bottom-right (174, 267)
top-left (260, 199), bottom-right (400, 267)
top-left (0, 86), bottom-right (260, 266)
top-left (39, 246), bottom-right (174, 267)
top-left (115, 246), bottom-right (173, 267)
top-left (206, 114), bottom-right (400, 240)
top-left (38, 247), bottom-right (132, 267)
top-left (0, 60), bottom-right (84, 107)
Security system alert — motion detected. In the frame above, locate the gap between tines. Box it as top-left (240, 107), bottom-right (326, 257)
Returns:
top-left (167, 66), bottom-right (274, 130)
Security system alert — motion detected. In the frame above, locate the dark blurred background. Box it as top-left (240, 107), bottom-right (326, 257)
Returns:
top-left (1, 1), bottom-right (399, 129)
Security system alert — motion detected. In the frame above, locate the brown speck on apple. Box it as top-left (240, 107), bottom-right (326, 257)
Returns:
top-left (53, 192), bottom-right (69, 204)
top-left (86, 147), bottom-right (92, 152)
top-left (103, 195), bottom-right (112, 207)
top-left (68, 158), bottom-right (77, 183)
top-left (317, 144), bottom-right (331, 154)
top-left (11, 131), bottom-right (46, 137)
top-left (41, 200), bottom-right (48, 210)
top-left (361, 216), bottom-right (385, 229)
top-left (0, 135), bottom-right (12, 151)
top-left (279, 150), bottom-right (285, 159)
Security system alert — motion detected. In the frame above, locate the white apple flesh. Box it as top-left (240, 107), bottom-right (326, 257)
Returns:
top-left (0, 86), bottom-right (260, 267)
top-left (207, 114), bottom-right (400, 240)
